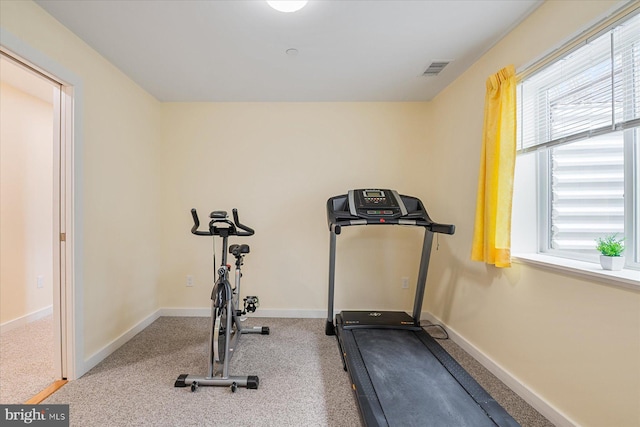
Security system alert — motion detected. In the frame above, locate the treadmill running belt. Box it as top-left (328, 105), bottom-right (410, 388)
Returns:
top-left (353, 328), bottom-right (498, 427)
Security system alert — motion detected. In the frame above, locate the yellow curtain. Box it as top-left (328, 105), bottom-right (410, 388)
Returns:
top-left (471, 65), bottom-right (517, 268)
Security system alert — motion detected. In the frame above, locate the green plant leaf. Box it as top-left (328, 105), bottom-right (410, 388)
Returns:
top-left (595, 234), bottom-right (625, 257)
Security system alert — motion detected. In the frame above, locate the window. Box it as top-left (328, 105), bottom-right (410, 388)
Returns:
top-left (516, 8), bottom-right (640, 270)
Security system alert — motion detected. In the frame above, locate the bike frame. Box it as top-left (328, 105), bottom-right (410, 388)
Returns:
top-left (175, 208), bottom-right (267, 392)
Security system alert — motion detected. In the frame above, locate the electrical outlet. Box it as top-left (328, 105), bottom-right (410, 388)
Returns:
top-left (37, 275), bottom-right (44, 288)
top-left (401, 277), bottom-right (409, 289)
top-left (186, 275), bottom-right (194, 287)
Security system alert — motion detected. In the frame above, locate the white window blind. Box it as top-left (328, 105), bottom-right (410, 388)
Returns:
top-left (517, 7), bottom-right (639, 266)
top-left (549, 134), bottom-right (624, 256)
top-left (518, 11), bottom-right (640, 153)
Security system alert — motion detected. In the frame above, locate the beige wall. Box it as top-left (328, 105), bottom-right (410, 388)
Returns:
top-left (0, 1), bottom-right (163, 359)
top-left (2, 0), bottom-right (639, 425)
top-left (159, 102), bottom-right (431, 313)
top-left (0, 81), bottom-right (54, 324)
top-left (421, 1), bottom-right (639, 426)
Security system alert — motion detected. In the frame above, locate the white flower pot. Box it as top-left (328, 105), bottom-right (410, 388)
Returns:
top-left (599, 255), bottom-right (625, 271)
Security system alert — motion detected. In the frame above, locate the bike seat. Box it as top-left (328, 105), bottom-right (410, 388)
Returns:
top-left (229, 244), bottom-right (250, 256)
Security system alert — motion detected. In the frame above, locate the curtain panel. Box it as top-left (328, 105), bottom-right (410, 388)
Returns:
top-left (471, 65), bottom-right (517, 268)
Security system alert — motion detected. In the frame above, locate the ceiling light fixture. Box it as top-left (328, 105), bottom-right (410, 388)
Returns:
top-left (267, 1), bottom-right (308, 13)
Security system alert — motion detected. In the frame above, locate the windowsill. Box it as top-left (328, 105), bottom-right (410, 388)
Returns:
top-left (512, 253), bottom-right (639, 291)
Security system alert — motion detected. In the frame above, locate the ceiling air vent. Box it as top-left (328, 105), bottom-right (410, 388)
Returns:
top-left (422, 61), bottom-right (450, 76)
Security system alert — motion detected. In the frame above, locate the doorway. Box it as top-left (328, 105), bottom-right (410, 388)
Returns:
top-left (0, 51), bottom-right (70, 402)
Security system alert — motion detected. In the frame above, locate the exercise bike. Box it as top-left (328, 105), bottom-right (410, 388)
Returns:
top-left (175, 208), bottom-right (269, 392)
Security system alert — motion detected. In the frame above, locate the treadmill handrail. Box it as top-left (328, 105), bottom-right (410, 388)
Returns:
top-left (327, 194), bottom-right (455, 235)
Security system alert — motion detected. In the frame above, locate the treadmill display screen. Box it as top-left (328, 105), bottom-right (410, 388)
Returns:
top-left (363, 190), bottom-right (384, 198)
top-left (348, 189), bottom-right (407, 220)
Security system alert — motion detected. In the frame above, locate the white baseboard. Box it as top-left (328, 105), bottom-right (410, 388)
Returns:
top-left (160, 307), bottom-right (210, 317)
top-left (0, 305), bottom-right (53, 335)
top-left (79, 309), bottom-right (161, 377)
top-left (421, 311), bottom-right (577, 427)
top-left (160, 307), bottom-right (326, 319)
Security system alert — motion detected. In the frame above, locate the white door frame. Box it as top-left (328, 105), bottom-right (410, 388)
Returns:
top-left (1, 29), bottom-right (84, 380)
top-left (52, 82), bottom-right (75, 380)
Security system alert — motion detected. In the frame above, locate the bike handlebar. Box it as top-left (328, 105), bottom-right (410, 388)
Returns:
top-left (232, 208), bottom-right (255, 236)
top-left (190, 208), bottom-right (255, 237)
top-left (190, 209), bottom-right (211, 236)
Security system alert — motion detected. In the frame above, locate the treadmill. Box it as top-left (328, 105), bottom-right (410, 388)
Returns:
top-left (325, 189), bottom-right (519, 427)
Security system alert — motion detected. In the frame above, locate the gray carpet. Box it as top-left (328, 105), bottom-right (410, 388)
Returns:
top-left (0, 315), bottom-right (56, 403)
top-left (41, 317), bottom-right (553, 427)
top-left (427, 326), bottom-right (554, 427)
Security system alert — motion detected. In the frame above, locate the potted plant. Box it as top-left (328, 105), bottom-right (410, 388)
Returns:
top-left (596, 234), bottom-right (625, 271)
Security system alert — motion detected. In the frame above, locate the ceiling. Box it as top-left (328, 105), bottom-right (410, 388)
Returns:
top-left (34, 0), bottom-right (542, 102)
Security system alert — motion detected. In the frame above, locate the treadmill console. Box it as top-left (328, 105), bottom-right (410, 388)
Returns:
top-left (348, 189), bottom-right (407, 219)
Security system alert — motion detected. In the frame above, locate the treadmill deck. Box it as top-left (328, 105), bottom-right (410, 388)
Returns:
top-left (336, 314), bottom-right (519, 427)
